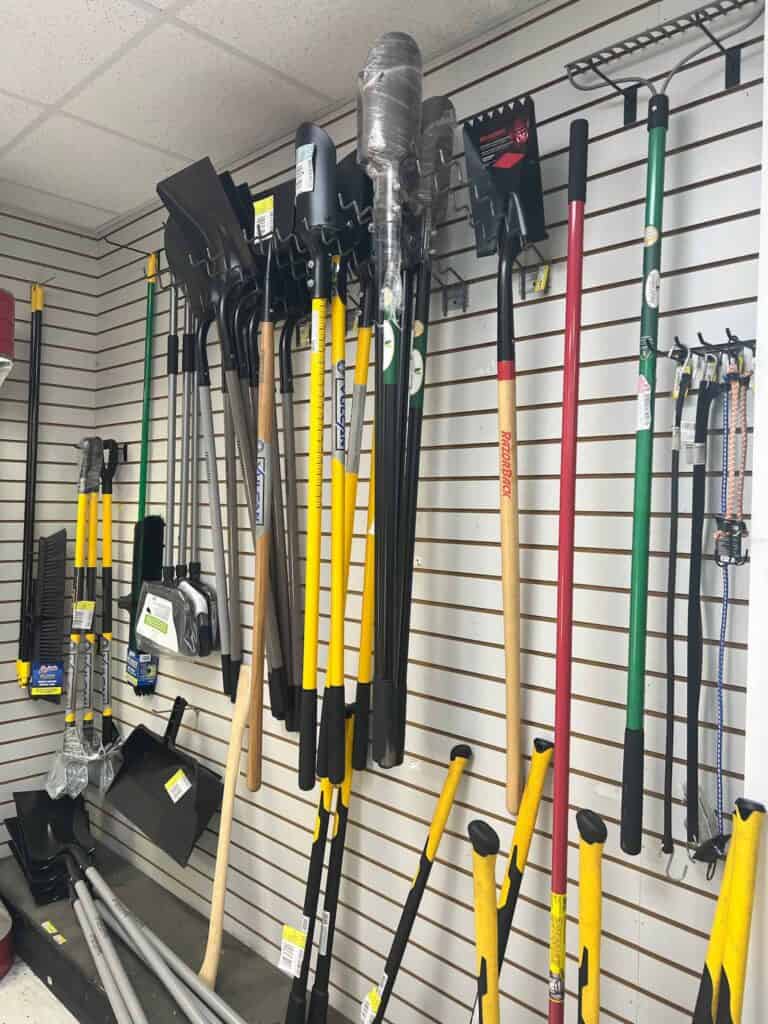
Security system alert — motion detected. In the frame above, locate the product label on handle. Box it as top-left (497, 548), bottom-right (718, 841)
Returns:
top-left (72, 600), bottom-right (96, 631)
top-left (318, 909), bottom-right (330, 956)
top-left (360, 988), bottom-right (381, 1024)
top-left (278, 922), bottom-right (307, 978)
top-left (548, 892), bottom-right (566, 1000)
top-left (296, 144), bottom-right (315, 196)
top-left (636, 375), bottom-right (652, 432)
top-left (382, 319), bottom-right (396, 372)
top-left (334, 359), bottom-right (346, 455)
top-left (409, 346), bottom-right (424, 397)
top-left (253, 196), bottom-right (274, 240)
top-left (644, 268), bottom-right (660, 309)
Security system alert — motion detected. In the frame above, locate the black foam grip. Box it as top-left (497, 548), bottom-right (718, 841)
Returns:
top-left (299, 690), bottom-right (317, 791)
top-left (220, 653), bottom-right (231, 696)
top-left (167, 333), bottom-right (178, 375)
top-left (324, 687), bottom-right (346, 785)
top-left (182, 333), bottom-right (195, 372)
top-left (567, 119), bottom-right (589, 203)
top-left (284, 991), bottom-right (307, 1024)
top-left (691, 968), bottom-right (715, 1024)
top-left (468, 820), bottom-right (500, 857)
top-left (620, 727), bottom-right (644, 855)
top-left (306, 989), bottom-right (329, 1024)
top-left (648, 93), bottom-right (669, 131)
top-left (269, 666), bottom-right (287, 721)
top-left (352, 682), bottom-right (371, 771)
top-left (576, 808), bottom-right (607, 846)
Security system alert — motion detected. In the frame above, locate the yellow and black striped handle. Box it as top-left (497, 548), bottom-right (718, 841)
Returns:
top-left (352, 450), bottom-right (375, 770)
top-left (369, 744), bottom-right (472, 1023)
top-left (469, 820), bottom-right (501, 1024)
top-left (577, 809), bottom-right (608, 1024)
top-left (692, 798), bottom-right (765, 1024)
top-left (100, 440), bottom-right (119, 747)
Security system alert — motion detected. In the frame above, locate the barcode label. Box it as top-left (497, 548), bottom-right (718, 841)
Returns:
top-left (278, 923), bottom-right (307, 978)
top-left (360, 989), bottom-right (381, 1024)
top-left (164, 769), bottom-right (192, 804)
top-left (318, 910), bottom-right (330, 956)
top-left (636, 375), bottom-right (651, 431)
top-left (296, 144), bottom-right (315, 196)
top-left (72, 600), bottom-right (96, 631)
top-left (253, 196), bottom-right (274, 240)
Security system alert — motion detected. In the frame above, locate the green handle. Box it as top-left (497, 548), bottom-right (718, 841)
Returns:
top-left (621, 94), bottom-right (668, 855)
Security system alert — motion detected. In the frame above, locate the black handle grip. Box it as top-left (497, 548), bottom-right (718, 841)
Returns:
top-left (567, 119), bottom-right (589, 203)
top-left (468, 820), bottom-right (499, 857)
top-left (576, 808), bottom-right (607, 846)
top-left (352, 681), bottom-right (371, 771)
top-left (324, 687), bottom-right (346, 785)
top-left (372, 676), bottom-right (394, 767)
top-left (285, 991), bottom-right (308, 1024)
top-left (182, 332), bottom-right (195, 373)
top-left (299, 690), bottom-right (317, 790)
top-left (196, 320), bottom-right (212, 387)
top-left (167, 332), bottom-right (179, 375)
top-left (306, 990), bottom-right (328, 1024)
top-left (228, 657), bottom-right (241, 703)
top-left (220, 652), bottom-right (231, 696)
top-left (269, 666), bottom-right (287, 721)
top-left (165, 697), bottom-right (187, 746)
top-left (279, 319), bottom-right (295, 394)
top-left (100, 439), bottom-right (119, 493)
top-left (620, 727), bottom-right (644, 855)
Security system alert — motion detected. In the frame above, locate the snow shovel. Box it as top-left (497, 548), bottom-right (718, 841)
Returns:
top-left (107, 697), bottom-right (223, 866)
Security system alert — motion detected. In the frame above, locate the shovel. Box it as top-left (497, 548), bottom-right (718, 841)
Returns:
top-left (107, 697), bottom-right (223, 867)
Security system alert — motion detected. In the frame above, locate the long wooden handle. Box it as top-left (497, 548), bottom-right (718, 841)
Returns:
top-left (248, 321), bottom-right (275, 792)
top-left (199, 663), bottom-right (252, 988)
top-left (498, 375), bottom-right (521, 813)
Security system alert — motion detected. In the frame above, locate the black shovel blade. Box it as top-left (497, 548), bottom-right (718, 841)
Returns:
top-left (13, 792), bottom-right (93, 864)
top-left (107, 718), bottom-right (223, 867)
top-left (164, 216), bottom-right (211, 323)
top-left (157, 157), bottom-right (255, 286)
top-left (463, 96), bottom-right (547, 257)
top-left (295, 123), bottom-right (337, 246)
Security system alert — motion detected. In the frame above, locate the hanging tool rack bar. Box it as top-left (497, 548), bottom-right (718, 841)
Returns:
top-left (565, 0), bottom-right (762, 124)
top-left (666, 332), bottom-right (757, 362)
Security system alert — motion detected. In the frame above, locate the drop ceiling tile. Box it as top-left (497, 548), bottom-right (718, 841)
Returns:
top-left (177, 0), bottom-right (522, 100)
top-left (0, 178), bottom-right (116, 231)
top-left (0, 93), bottom-right (43, 149)
top-left (64, 22), bottom-right (323, 165)
top-left (0, 0), bottom-right (153, 105)
top-left (0, 115), bottom-right (186, 213)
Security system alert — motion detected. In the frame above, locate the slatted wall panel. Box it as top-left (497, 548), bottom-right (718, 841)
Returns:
top-left (0, 212), bottom-right (98, 855)
top-left (10, 1), bottom-right (756, 1021)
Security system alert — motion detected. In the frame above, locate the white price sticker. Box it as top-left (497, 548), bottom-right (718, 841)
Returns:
top-left (278, 923), bottom-right (307, 978)
top-left (318, 909), bottom-right (330, 957)
top-left (72, 600), bottom-right (96, 631)
top-left (296, 143), bottom-right (315, 196)
top-left (164, 768), bottom-right (192, 805)
top-left (136, 593), bottom-right (178, 650)
top-left (636, 375), bottom-right (652, 432)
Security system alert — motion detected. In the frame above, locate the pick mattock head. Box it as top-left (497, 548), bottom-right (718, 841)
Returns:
top-left (463, 96), bottom-right (547, 258)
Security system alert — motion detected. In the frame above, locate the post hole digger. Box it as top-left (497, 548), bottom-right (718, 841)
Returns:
top-left (357, 31), bottom-right (423, 770)
top-left (464, 96), bottom-right (547, 813)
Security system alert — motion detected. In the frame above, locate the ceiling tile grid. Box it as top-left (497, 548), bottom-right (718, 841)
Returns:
top-left (0, 0), bottom-right (531, 232)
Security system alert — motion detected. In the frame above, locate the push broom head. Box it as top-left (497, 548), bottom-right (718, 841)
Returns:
top-left (463, 96), bottom-right (547, 257)
top-left (31, 529), bottom-right (67, 701)
top-left (0, 288), bottom-right (14, 388)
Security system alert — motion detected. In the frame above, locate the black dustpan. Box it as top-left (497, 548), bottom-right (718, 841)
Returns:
top-left (107, 698), bottom-right (223, 867)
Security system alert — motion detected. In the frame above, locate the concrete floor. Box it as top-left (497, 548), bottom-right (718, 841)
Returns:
top-left (0, 958), bottom-right (78, 1024)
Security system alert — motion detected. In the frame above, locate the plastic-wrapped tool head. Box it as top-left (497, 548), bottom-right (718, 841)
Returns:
top-left (295, 122), bottom-right (337, 250)
top-left (415, 95), bottom-right (456, 222)
top-left (463, 96), bottom-right (546, 257)
top-left (357, 32), bottom-right (423, 175)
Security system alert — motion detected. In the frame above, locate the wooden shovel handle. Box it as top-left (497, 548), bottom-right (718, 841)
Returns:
top-left (498, 376), bottom-right (521, 813)
top-left (199, 663), bottom-right (252, 988)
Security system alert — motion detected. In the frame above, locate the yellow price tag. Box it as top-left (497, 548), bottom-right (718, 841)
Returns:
top-left (549, 892), bottom-right (567, 976)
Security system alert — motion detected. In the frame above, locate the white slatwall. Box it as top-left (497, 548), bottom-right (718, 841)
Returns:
top-left (0, 214), bottom-right (98, 853)
top-left (3, 1), bottom-right (763, 1021)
